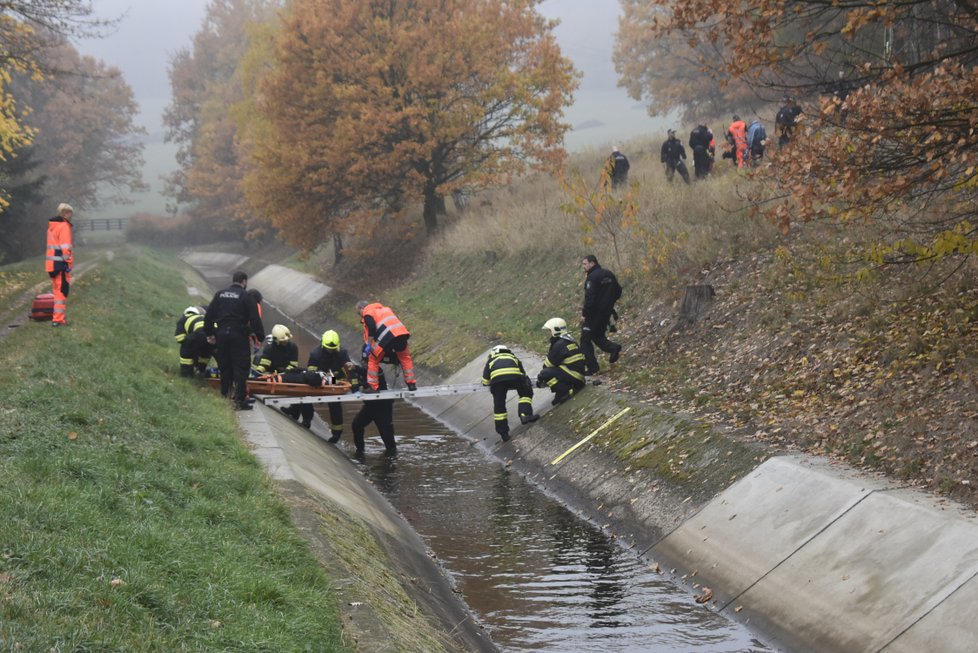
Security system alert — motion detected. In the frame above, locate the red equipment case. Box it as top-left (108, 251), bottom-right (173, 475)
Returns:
top-left (29, 293), bottom-right (55, 321)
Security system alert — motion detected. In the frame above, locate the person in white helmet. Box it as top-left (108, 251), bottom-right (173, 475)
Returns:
top-left (253, 324), bottom-right (299, 376)
top-left (174, 305), bottom-right (212, 378)
top-left (481, 345), bottom-right (539, 442)
top-left (536, 318), bottom-right (587, 406)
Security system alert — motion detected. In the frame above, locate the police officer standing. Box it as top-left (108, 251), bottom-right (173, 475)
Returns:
top-left (205, 271), bottom-right (265, 410)
top-left (581, 254), bottom-right (623, 375)
top-left (660, 129), bottom-right (691, 184)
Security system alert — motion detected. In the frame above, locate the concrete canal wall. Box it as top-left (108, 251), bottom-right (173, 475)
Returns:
top-left (188, 251), bottom-right (978, 653)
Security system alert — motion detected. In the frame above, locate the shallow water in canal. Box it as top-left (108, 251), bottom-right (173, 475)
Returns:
top-left (343, 404), bottom-right (771, 653)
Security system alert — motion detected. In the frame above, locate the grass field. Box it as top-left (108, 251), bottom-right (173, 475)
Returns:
top-left (0, 247), bottom-right (349, 652)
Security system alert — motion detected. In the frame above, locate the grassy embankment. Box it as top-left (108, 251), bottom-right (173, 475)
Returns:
top-left (321, 144), bottom-right (978, 507)
top-left (0, 248), bottom-right (351, 652)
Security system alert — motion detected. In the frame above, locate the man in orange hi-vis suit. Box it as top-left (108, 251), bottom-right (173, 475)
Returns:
top-left (727, 115), bottom-right (748, 169)
top-left (45, 203), bottom-right (74, 327)
top-left (357, 300), bottom-right (418, 392)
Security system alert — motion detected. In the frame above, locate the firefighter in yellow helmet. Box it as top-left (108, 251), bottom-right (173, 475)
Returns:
top-left (536, 318), bottom-right (586, 406)
top-left (285, 329), bottom-right (359, 434)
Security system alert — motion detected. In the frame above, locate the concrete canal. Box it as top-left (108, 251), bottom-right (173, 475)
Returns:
top-left (192, 259), bottom-right (773, 652)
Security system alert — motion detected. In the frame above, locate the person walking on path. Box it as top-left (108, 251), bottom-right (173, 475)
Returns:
top-left (481, 345), bottom-right (539, 442)
top-left (45, 203), bottom-right (74, 327)
top-left (205, 271), bottom-right (265, 410)
top-left (536, 318), bottom-right (587, 406)
top-left (357, 300), bottom-right (417, 392)
top-left (581, 254), bottom-right (622, 375)
top-left (660, 130), bottom-right (691, 184)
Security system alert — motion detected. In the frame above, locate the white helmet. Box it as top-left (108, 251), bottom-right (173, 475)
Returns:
top-left (542, 317), bottom-right (567, 337)
top-left (490, 345), bottom-right (511, 356)
top-left (184, 305), bottom-right (201, 316)
top-left (271, 324), bottom-right (292, 344)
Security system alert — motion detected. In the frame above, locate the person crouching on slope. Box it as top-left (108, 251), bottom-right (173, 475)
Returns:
top-left (536, 318), bottom-right (587, 406)
top-left (482, 345), bottom-right (539, 442)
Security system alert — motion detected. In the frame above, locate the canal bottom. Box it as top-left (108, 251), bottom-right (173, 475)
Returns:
top-left (325, 401), bottom-right (771, 653)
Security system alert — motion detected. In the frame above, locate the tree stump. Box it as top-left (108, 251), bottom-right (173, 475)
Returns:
top-left (670, 284), bottom-right (715, 334)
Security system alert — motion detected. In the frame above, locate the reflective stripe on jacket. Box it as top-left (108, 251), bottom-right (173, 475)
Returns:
top-left (361, 303), bottom-right (409, 349)
top-left (45, 216), bottom-right (73, 273)
top-left (481, 352), bottom-right (527, 386)
top-left (543, 336), bottom-right (587, 383)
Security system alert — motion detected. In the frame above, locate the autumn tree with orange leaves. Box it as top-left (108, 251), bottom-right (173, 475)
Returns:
top-left (628, 0), bottom-right (978, 272)
top-left (164, 0), bottom-right (279, 238)
top-left (250, 0), bottom-right (578, 247)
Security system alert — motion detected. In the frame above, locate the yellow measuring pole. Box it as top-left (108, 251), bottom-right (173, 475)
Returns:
top-left (550, 407), bottom-right (632, 466)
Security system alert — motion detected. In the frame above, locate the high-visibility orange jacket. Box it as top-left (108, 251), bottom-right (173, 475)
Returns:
top-left (727, 119), bottom-right (748, 167)
top-left (360, 303), bottom-right (409, 350)
top-left (45, 216), bottom-right (73, 273)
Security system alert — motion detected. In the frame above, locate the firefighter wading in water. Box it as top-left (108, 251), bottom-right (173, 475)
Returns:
top-left (357, 300), bottom-right (417, 392)
top-left (287, 329), bottom-right (361, 437)
top-left (481, 345), bottom-right (539, 442)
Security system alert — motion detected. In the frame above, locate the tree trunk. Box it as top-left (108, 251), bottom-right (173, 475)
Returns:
top-left (670, 284), bottom-right (715, 334)
top-left (423, 185), bottom-right (438, 234)
top-left (332, 233), bottom-right (344, 266)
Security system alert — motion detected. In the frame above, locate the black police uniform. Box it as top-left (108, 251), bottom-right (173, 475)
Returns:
top-left (204, 283), bottom-right (265, 409)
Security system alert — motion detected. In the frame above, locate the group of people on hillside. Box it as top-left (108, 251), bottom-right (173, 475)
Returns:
top-left (605, 96), bottom-right (802, 186)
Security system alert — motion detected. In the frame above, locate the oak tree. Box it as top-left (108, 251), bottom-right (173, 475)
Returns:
top-left (251, 0), bottom-right (578, 245)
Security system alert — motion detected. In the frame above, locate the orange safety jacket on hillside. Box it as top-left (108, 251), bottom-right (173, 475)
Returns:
top-left (727, 120), bottom-right (748, 168)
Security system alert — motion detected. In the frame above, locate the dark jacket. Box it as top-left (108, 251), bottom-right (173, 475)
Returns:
top-left (204, 283), bottom-right (265, 340)
top-left (254, 340), bottom-right (299, 374)
top-left (609, 151), bottom-right (630, 185)
top-left (689, 126), bottom-right (714, 152)
top-left (661, 138), bottom-right (687, 165)
top-left (583, 265), bottom-right (622, 320)
top-left (544, 335), bottom-right (587, 381)
top-left (307, 346), bottom-right (360, 391)
top-left (481, 351), bottom-right (530, 386)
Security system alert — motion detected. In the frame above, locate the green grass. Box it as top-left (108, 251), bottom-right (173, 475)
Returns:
top-left (0, 247), bottom-right (349, 652)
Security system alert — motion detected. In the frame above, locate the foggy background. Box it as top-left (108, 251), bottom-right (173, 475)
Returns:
top-left (77, 0), bottom-right (666, 219)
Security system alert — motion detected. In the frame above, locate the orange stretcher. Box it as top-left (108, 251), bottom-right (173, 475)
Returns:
top-left (206, 377), bottom-right (352, 397)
